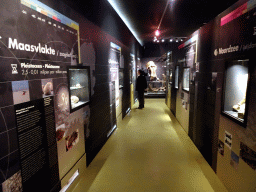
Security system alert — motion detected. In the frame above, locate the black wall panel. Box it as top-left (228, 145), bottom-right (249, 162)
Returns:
top-left (39, 0), bottom-right (142, 166)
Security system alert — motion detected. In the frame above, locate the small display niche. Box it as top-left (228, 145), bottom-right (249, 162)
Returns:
top-left (68, 66), bottom-right (91, 113)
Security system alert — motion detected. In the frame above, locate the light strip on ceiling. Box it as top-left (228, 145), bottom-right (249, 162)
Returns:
top-left (157, 0), bottom-right (170, 30)
top-left (108, 0), bottom-right (143, 46)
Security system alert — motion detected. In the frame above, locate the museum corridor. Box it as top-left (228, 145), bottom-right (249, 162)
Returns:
top-left (72, 99), bottom-right (227, 192)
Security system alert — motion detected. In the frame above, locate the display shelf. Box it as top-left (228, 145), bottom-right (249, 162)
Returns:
top-left (71, 101), bottom-right (88, 109)
top-left (70, 86), bottom-right (85, 90)
top-left (146, 80), bottom-right (166, 97)
top-left (223, 111), bottom-right (244, 123)
top-left (68, 66), bottom-right (91, 113)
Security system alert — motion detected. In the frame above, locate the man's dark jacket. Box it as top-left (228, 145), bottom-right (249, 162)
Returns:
top-left (136, 75), bottom-right (147, 92)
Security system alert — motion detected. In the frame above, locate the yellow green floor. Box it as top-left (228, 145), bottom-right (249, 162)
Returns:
top-left (72, 99), bottom-right (227, 192)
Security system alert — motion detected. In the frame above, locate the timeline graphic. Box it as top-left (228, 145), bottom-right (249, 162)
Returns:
top-left (20, 0), bottom-right (79, 31)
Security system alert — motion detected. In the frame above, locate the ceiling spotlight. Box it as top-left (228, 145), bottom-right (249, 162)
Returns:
top-left (157, 40), bottom-right (160, 43)
top-left (170, 39), bottom-right (173, 42)
top-left (181, 39), bottom-right (183, 42)
top-left (162, 39), bottom-right (165, 42)
top-left (176, 39), bottom-right (178, 42)
top-left (155, 30), bottom-right (160, 36)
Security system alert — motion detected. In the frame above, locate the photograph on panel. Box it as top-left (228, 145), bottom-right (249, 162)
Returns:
top-left (12, 80), bottom-right (30, 105)
top-left (42, 79), bottom-right (53, 97)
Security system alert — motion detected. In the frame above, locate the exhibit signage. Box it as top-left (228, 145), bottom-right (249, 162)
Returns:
top-left (214, 45), bottom-right (240, 56)
top-left (0, 1), bottom-right (79, 82)
top-left (220, 0), bottom-right (256, 26)
top-left (0, 0), bottom-right (85, 191)
top-left (224, 131), bottom-right (232, 149)
top-left (14, 97), bottom-right (59, 191)
top-left (213, 5), bottom-right (256, 58)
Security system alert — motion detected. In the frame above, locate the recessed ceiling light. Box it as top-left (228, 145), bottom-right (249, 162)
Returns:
top-left (170, 39), bottom-right (173, 42)
top-left (157, 40), bottom-right (160, 43)
top-left (181, 39), bottom-right (183, 42)
top-left (155, 30), bottom-right (160, 36)
top-left (176, 39), bottom-right (178, 42)
top-left (162, 39), bottom-right (165, 42)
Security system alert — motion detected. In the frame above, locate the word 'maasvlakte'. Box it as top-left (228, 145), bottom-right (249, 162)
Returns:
top-left (8, 38), bottom-right (56, 55)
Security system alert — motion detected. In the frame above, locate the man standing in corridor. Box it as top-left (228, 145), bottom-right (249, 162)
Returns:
top-left (136, 69), bottom-right (147, 109)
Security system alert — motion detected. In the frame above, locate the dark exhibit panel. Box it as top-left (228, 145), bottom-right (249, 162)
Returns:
top-left (185, 2), bottom-right (256, 184)
top-left (191, 71), bottom-right (224, 171)
top-left (15, 97), bottom-right (60, 191)
top-left (0, 0), bottom-right (141, 191)
top-left (0, 0), bottom-right (80, 190)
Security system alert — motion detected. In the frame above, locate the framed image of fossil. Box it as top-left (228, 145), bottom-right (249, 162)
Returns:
top-left (222, 59), bottom-right (249, 126)
top-left (68, 66), bottom-right (91, 113)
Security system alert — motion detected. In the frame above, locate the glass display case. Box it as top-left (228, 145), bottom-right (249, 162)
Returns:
top-left (183, 68), bottom-right (190, 92)
top-left (119, 69), bottom-right (124, 88)
top-left (175, 66), bottom-right (179, 89)
top-left (222, 59), bottom-right (249, 125)
top-left (169, 69), bottom-right (173, 84)
top-left (68, 66), bottom-right (91, 113)
top-left (146, 81), bottom-right (166, 95)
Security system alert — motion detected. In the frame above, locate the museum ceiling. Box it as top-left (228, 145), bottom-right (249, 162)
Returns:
top-left (108, 0), bottom-right (240, 44)
top-left (62, 0), bottom-right (239, 45)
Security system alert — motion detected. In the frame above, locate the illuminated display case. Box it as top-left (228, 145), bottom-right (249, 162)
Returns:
top-left (183, 68), bottom-right (190, 92)
top-left (169, 69), bottom-right (173, 84)
top-left (222, 59), bottom-right (249, 125)
top-left (175, 66), bottom-right (179, 89)
top-left (119, 69), bottom-right (124, 88)
top-left (146, 81), bottom-right (166, 95)
top-left (68, 66), bottom-right (91, 113)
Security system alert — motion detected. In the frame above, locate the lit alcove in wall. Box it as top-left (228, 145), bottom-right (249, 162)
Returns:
top-left (175, 66), bottom-right (179, 89)
top-left (223, 59), bottom-right (249, 124)
top-left (182, 68), bottom-right (190, 92)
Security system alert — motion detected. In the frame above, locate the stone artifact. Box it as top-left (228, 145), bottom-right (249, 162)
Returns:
top-left (233, 96), bottom-right (246, 119)
top-left (76, 83), bottom-right (82, 88)
top-left (71, 95), bottom-right (79, 104)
